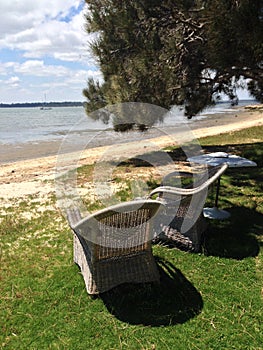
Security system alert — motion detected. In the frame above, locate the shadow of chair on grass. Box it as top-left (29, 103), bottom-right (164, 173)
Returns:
top-left (203, 206), bottom-right (263, 260)
top-left (100, 257), bottom-right (203, 326)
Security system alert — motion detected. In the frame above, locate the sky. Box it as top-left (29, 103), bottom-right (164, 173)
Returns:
top-left (0, 0), bottom-right (252, 104)
top-left (0, 0), bottom-right (101, 103)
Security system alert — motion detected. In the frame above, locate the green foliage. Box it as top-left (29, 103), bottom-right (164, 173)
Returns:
top-left (83, 0), bottom-right (263, 128)
top-left (204, 0), bottom-right (263, 99)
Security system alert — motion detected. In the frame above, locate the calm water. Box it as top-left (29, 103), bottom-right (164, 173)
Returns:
top-left (0, 106), bottom-right (105, 144)
top-left (0, 101), bottom-right (255, 146)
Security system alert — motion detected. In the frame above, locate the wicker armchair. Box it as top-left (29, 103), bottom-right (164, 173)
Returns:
top-left (148, 164), bottom-right (228, 252)
top-left (66, 199), bottom-right (164, 294)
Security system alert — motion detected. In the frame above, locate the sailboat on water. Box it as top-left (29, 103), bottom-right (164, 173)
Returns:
top-left (40, 94), bottom-right (52, 110)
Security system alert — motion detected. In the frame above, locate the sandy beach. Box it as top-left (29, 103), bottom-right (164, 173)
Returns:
top-left (0, 106), bottom-right (262, 201)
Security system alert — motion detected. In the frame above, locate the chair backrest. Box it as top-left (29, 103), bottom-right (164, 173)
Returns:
top-left (69, 199), bottom-right (164, 252)
top-left (148, 163), bottom-right (228, 233)
top-left (159, 163), bottom-right (228, 194)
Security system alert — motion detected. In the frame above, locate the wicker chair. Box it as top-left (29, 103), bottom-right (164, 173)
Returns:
top-left (148, 163), bottom-right (228, 252)
top-left (66, 199), bottom-right (164, 294)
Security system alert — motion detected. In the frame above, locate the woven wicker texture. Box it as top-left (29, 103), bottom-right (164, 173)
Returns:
top-left (149, 164), bottom-right (228, 252)
top-left (67, 200), bottom-right (164, 294)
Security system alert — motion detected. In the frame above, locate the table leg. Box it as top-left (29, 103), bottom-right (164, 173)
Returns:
top-left (203, 176), bottom-right (231, 220)
top-left (214, 177), bottom-right (221, 208)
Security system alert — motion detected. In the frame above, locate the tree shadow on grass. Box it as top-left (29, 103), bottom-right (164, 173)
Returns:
top-left (203, 206), bottom-right (263, 260)
top-left (117, 151), bottom-right (186, 170)
top-left (100, 257), bottom-right (203, 326)
top-left (117, 147), bottom-right (188, 168)
top-left (114, 141), bottom-right (262, 166)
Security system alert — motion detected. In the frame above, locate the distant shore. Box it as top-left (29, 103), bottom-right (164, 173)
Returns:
top-left (0, 101), bottom-right (83, 108)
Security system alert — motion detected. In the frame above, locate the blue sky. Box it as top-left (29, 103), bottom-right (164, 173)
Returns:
top-left (0, 0), bottom-right (101, 103)
top-left (0, 1), bottom-right (251, 104)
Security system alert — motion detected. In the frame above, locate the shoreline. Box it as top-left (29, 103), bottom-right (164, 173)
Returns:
top-left (0, 107), bottom-right (262, 200)
top-left (0, 106), bottom-right (262, 165)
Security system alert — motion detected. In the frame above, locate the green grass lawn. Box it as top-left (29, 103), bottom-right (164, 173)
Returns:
top-left (1, 126), bottom-right (262, 350)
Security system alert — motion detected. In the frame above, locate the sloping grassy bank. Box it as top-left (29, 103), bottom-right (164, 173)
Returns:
top-left (1, 126), bottom-right (262, 350)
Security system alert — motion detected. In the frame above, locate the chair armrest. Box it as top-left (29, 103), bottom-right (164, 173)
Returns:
top-left (66, 207), bottom-right (82, 227)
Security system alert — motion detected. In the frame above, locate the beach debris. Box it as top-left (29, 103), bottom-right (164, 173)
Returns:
top-left (244, 104), bottom-right (263, 111)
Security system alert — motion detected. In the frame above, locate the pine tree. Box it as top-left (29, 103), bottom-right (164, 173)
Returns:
top-left (83, 0), bottom-right (263, 129)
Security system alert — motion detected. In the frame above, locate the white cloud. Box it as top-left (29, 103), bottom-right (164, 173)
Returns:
top-left (14, 60), bottom-right (68, 77)
top-left (0, 0), bottom-right (91, 63)
top-left (0, 0), bottom-right (102, 103)
top-left (5, 59), bottom-right (101, 80)
top-left (0, 1), bottom-right (83, 34)
top-left (6, 76), bottom-right (20, 87)
top-left (0, 56), bottom-right (102, 103)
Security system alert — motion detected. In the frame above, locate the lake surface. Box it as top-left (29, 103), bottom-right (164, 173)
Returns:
top-left (0, 106), bottom-right (105, 144)
top-left (0, 101), bottom-right (255, 145)
top-left (0, 100), bottom-right (257, 163)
